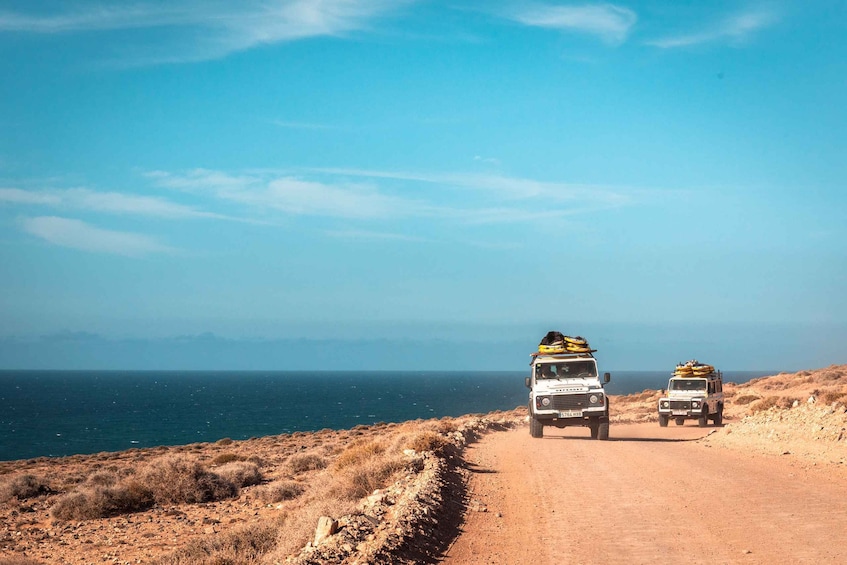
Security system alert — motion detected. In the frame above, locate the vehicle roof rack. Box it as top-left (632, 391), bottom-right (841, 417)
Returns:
top-left (530, 350), bottom-right (597, 361)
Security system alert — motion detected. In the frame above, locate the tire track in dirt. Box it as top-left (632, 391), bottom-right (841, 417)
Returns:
top-left (443, 424), bottom-right (847, 565)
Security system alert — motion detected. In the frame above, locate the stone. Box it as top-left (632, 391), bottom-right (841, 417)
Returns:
top-left (314, 516), bottom-right (338, 545)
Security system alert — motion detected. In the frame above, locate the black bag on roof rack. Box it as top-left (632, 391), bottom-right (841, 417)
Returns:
top-left (539, 331), bottom-right (566, 346)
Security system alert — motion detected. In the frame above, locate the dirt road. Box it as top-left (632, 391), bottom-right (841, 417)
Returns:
top-left (442, 423), bottom-right (847, 565)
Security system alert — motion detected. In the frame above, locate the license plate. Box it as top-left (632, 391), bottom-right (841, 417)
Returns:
top-left (672, 410), bottom-right (688, 416)
top-left (558, 410), bottom-right (582, 418)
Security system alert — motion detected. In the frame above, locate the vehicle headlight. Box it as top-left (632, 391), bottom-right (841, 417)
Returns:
top-left (692, 401), bottom-right (700, 409)
top-left (660, 400), bottom-right (669, 409)
top-left (536, 396), bottom-right (551, 409)
top-left (589, 394), bottom-right (599, 404)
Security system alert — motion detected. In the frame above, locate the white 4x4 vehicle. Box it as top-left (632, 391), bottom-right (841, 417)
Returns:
top-left (657, 371), bottom-right (724, 427)
top-left (525, 352), bottom-right (611, 440)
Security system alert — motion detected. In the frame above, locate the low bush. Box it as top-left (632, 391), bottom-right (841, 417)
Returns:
top-left (734, 394), bottom-right (761, 405)
top-left (215, 461), bottom-right (262, 488)
top-left (215, 438), bottom-right (234, 446)
top-left (258, 480), bottom-right (305, 503)
top-left (0, 558), bottom-right (47, 565)
top-left (286, 452), bottom-right (327, 474)
top-left (140, 455), bottom-right (237, 504)
top-left (750, 396), bottom-right (797, 413)
top-left (0, 474), bottom-right (50, 502)
top-left (212, 452), bottom-right (245, 465)
top-left (51, 481), bottom-right (154, 520)
top-left (405, 431), bottom-right (450, 455)
top-left (153, 523), bottom-right (279, 565)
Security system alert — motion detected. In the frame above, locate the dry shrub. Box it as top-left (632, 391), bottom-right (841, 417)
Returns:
top-left (140, 455), bottom-right (237, 504)
top-left (750, 396), bottom-right (798, 413)
top-left (734, 395), bottom-right (761, 406)
top-left (333, 456), bottom-right (407, 501)
top-left (51, 481), bottom-right (154, 520)
top-left (212, 452), bottom-right (245, 465)
top-left (259, 480), bottom-right (305, 503)
top-left (0, 474), bottom-right (50, 502)
top-left (266, 499), bottom-right (356, 562)
top-left (286, 452), bottom-right (327, 474)
top-left (819, 369), bottom-right (845, 381)
top-left (86, 472), bottom-right (119, 487)
top-left (820, 390), bottom-right (846, 404)
top-left (334, 440), bottom-right (385, 470)
top-left (216, 438), bottom-right (234, 446)
top-left (215, 461), bottom-right (262, 488)
top-left (405, 431), bottom-right (449, 455)
top-left (153, 523), bottom-right (279, 565)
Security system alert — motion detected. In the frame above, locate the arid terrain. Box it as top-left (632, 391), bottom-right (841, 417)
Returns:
top-left (1, 365), bottom-right (846, 564)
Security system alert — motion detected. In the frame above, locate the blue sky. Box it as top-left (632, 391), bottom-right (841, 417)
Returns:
top-left (0, 0), bottom-right (845, 370)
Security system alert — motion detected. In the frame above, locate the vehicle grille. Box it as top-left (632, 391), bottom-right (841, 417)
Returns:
top-left (670, 400), bottom-right (690, 410)
top-left (552, 394), bottom-right (590, 410)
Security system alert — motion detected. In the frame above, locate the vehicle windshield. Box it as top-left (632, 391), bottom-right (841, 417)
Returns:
top-left (669, 378), bottom-right (707, 392)
top-left (537, 361), bottom-right (597, 379)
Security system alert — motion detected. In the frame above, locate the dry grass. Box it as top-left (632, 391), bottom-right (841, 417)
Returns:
top-left (734, 394), bottom-right (761, 405)
top-left (153, 523), bottom-right (280, 565)
top-left (749, 396), bottom-right (799, 413)
top-left (405, 431), bottom-right (450, 455)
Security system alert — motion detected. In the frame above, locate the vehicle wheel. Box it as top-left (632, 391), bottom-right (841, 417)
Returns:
top-left (658, 414), bottom-right (669, 427)
top-left (698, 408), bottom-right (709, 427)
top-left (597, 421), bottom-right (609, 440)
top-left (530, 417), bottom-right (543, 438)
top-left (675, 417), bottom-right (685, 426)
top-left (713, 405), bottom-right (723, 426)
top-left (589, 420), bottom-right (600, 439)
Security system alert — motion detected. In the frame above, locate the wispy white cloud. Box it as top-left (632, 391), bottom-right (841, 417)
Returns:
top-left (508, 3), bottom-right (637, 44)
top-left (1, 186), bottom-right (229, 219)
top-left (150, 166), bottom-right (632, 225)
top-left (0, 0), bottom-right (407, 63)
top-left (0, 187), bottom-right (61, 205)
top-left (647, 9), bottom-right (778, 48)
top-left (19, 216), bottom-right (173, 256)
top-left (150, 168), bottom-right (427, 219)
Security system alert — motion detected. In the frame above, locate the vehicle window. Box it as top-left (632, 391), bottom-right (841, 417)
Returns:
top-left (669, 379), bottom-right (707, 391)
top-left (538, 361), bottom-right (597, 379)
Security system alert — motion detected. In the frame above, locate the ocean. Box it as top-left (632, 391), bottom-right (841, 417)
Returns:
top-left (0, 370), bottom-right (774, 461)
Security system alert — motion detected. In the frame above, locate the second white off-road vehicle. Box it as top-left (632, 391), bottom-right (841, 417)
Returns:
top-left (525, 351), bottom-right (611, 440)
top-left (657, 369), bottom-right (724, 427)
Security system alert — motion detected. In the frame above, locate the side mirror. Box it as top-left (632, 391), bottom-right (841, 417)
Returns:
top-left (604, 372), bottom-right (611, 384)
top-left (525, 377), bottom-right (531, 389)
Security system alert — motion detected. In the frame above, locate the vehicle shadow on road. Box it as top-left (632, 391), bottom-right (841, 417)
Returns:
top-left (540, 435), bottom-right (706, 443)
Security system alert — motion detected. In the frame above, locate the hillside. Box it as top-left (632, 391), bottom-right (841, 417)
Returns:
top-left (1, 365), bottom-right (845, 564)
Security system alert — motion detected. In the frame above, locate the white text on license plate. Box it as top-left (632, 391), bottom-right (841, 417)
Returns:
top-left (672, 410), bottom-right (688, 416)
top-left (558, 410), bottom-right (582, 418)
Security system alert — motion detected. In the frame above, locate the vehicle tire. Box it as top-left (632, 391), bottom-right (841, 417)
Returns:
top-left (530, 416), bottom-right (543, 438)
top-left (713, 405), bottom-right (723, 426)
top-left (675, 417), bottom-right (685, 426)
top-left (658, 414), bottom-right (669, 427)
top-left (597, 421), bottom-right (609, 440)
top-left (698, 408), bottom-right (709, 427)
top-left (589, 420), bottom-right (600, 439)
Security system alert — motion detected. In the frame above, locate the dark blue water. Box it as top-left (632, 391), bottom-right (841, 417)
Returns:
top-left (0, 370), bottom-right (773, 461)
